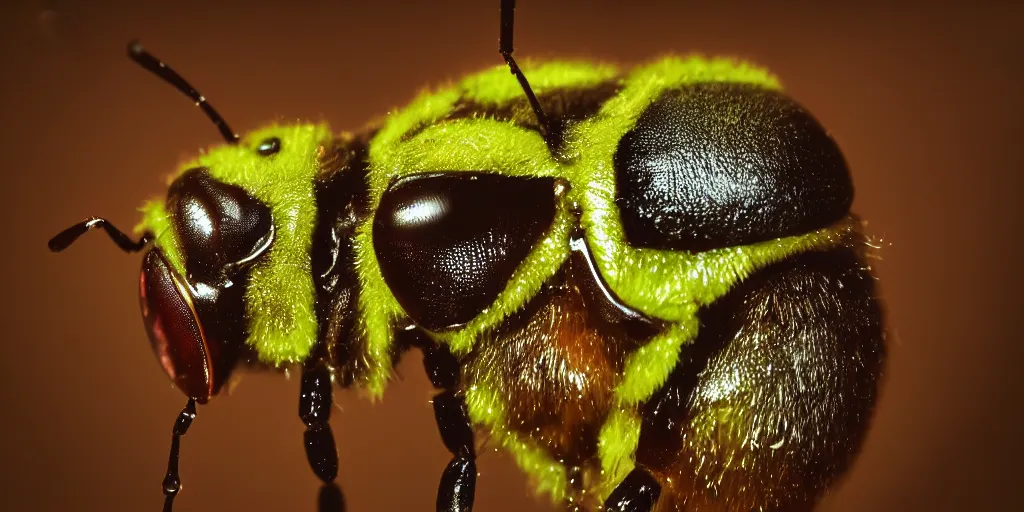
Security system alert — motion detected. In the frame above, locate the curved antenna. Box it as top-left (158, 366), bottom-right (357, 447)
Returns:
top-left (499, 0), bottom-right (550, 142)
top-left (128, 41), bottom-right (239, 144)
top-left (48, 217), bottom-right (151, 253)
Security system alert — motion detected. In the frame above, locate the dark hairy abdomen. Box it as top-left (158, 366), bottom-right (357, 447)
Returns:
top-left (460, 230), bottom-right (664, 466)
top-left (641, 235), bottom-right (885, 511)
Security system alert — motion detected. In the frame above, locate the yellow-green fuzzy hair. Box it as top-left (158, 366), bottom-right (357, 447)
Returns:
top-left (136, 123), bottom-right (331, 365)
top-left (355, 60), bottom-right (620, 397)
top-left (352, 54), bottom-right (857, 501)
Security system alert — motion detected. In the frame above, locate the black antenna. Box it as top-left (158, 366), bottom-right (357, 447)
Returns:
top-left (128, 41), bottom-right (239, 144)
top-left (48, 217), bottom-right (151, 253)
top-left (499, 0), bottom-right (550, 142)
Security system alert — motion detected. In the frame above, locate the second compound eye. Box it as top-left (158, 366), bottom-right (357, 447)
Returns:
top-left (372, 172), bottom-right (558, 331)
top-left (168, 167), bottom-right (274, 277)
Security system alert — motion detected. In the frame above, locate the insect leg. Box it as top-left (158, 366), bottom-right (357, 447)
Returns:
top-left (299, 358), bottom-right (344, 512)
top-left (564, 464), bottom-right (587, 512)
top-left (161, 398), bottom-right (196, 512)
top-left (603, 468), bottom-right (661, 512)
top-left (418, 336), bottom-right (476, 512)
top-left (433, 390), bottom-right (476, 512)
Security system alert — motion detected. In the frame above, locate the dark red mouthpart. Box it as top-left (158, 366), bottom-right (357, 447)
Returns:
top-left (139, 249), bottom-right (218, 402)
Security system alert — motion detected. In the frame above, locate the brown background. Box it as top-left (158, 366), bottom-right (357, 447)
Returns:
top-left (2, 1), bottom-right (1022, 511)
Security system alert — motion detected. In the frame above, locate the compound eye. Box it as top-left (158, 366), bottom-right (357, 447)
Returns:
top-left (168, 168), bottom-right (273, 277)
top-left (614, 83), bottom-right (853, 252)
top-left (373, 172), bottom-right (557, 330)
top-left (139, 250), bottom-right (218, 402)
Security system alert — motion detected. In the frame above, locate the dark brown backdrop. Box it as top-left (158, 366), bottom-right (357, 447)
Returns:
top-left (2, 1), bottom-right (1021, 511)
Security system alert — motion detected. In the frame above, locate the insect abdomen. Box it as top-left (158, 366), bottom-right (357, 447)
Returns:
top-left (639, 240), bottom-right (885, 511)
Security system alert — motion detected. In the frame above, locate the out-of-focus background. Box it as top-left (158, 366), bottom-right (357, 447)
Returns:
top-left (2, 1), bottom-right (1021, 510)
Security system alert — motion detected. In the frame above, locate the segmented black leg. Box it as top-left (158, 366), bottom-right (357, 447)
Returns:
top-left (433, 389), bottom-right (476, 512)
top-left (162, 398), bottom-right (196, 512)
top-left (602, 468), bottom-right (661, 512)
top-left (565, 465), bottom-right (585, 511)
top-left (415, 334), bottom-right (476, 512)
top-left (317, 482), bottom-right (346, 512)
top-left (299, 360), bottom-right (344, 512)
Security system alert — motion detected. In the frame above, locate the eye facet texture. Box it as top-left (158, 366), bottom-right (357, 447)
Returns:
top-left (373, 172), bottom-right (557, 331)
top-left (168, 167), bottom-right (273, 278)
top-left (139, 249), bottom-right (215, 402)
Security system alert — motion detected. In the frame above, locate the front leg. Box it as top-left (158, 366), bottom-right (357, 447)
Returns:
top-left (433, 389), bottom-right (477, 512)
top-left (299, 357), bottom-right (344, 512)
top-left (419, 334), bottom-right (477, 512)
top-left (603, 468), bottom-right (661, 512)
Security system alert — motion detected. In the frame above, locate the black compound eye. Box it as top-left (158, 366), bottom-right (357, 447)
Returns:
top-left (614, 82), bottom-right (853, 252)
top-left (168, 168), bottom-right (273, 277)
top-left (373, 172), bottom-right (557, 331)
top-left (256, 137), bottom-right (281, 156)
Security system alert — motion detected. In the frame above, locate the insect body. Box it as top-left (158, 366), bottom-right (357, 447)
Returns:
top-left (49, 1), bottom-right (885, 511)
